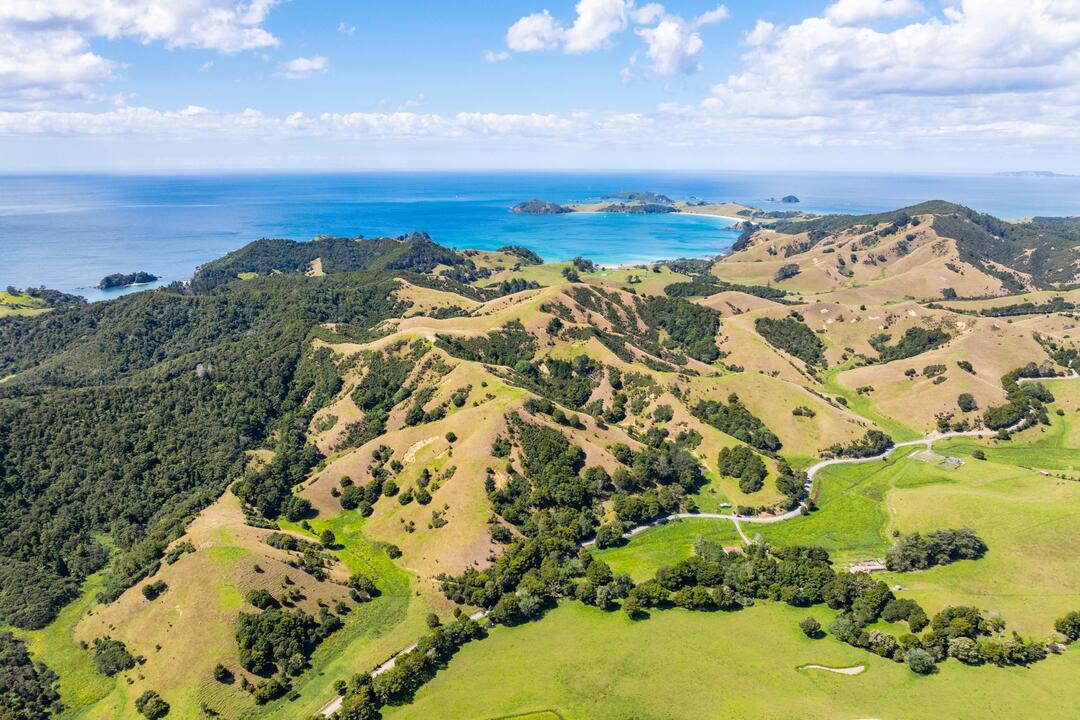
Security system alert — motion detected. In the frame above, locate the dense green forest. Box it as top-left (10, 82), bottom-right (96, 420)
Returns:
top-left (0, 271), bottom-right (406, 629)
top-left (191, 233), bottom-right (470, 292)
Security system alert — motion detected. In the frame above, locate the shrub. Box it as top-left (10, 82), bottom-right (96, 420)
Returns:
top-left (141, 580), bottom-right (168, 601)
top-left (957, 393), bottom-right (977, 412)
top-left (91, 637), bottom-right (135, 676)
top-left (246, 589), bottom-right (277, 610)
top-left (972, 449), bottom-right (986, 460)
top-left (1055, 611), bottom-right (1080, 641)
top-left (135, 690), bottom-right (170, 719)
top-left (774, 263), bottom-right (800, 282)
top-left (213, 664), bottom-right (233, 683)
top-left (905, 648), bottom-right (936, 674)
top-left (948, 637), bottom-right (982, 664)
top-left (799, 616), bottom-right (821, 637)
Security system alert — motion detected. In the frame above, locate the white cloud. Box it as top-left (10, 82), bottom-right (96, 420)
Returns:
top-left (277, 56), bottom-right (329, 80)
top-left (337, 21), bottom-right (356, 37)
top-left (483, 49), bottom-right (510, 62)
top-left (630, 3), bottom-right (665, 25)
top-left (0, 105), bottom-right (586, 140)
top-left (633, 4), bottom-right (728, 76)
top-left (506, 11), bottom-right (565, 52)
top-left (697, 0), bottom-right (1080, 149)
top-left (743, 19), bottom-right (776, 46)
top-left (0, 1), bottom-right (280, 107)
top-left (825, 0), bottom-right (925, 27)
top-left (563, 0), bottom-right (633, 53)
top-left (504, 0), bottom-right (726, 77)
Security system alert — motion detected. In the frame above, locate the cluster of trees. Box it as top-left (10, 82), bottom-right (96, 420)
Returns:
top-left (91, 637), bottom-right (135, 676)
top-left (233, 432), bottom-right (319, 521)
top-left (497, 245), bottom-right (543, 265)
top-left (664, 276), bottom-right (789, 302)
top-left (134, 690), bottom-right (169, 719)
top-left (5, 285), bottom-right (86, 309)
top-left (821, 430), bottom-right (893, 459)
top-left (437, 321), bottom-right (537, 368)
top-left (636, 295), bottom-right (722, 363)
top-left (869, 327), bottom-right (952, 363)
top-left (833, 603), bottom-right (1048, 672)
top-left (692, 393), bottom-right (782, 452)
top-left (0, 631), bottom-right (62, 719)
top-left (629, 541), bottom-right (837, 615)
top-left (334, 616), bottom-right (485, 718)
top-left (443, 413), bottom-right (702, 618)
top-left (976, 297), bottom-right (1075, 317)
top-left (338, 343), bottom-right (428, 449)
top-left (982, 363), bottom-right (1057, 432)
top-left (514, 355), bottom-right (600, 410)
top-left (885, 528), bottom-right (988, 571)
top-left (235, 605), bottom-right (342, 702)
top-left (717, 445), bottom-right (768, 493)
top-left (754, 315), bottom-right (826, 367)
top-left (773, 264), bottom-right (800, 282)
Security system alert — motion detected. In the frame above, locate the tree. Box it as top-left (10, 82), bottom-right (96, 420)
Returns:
top-left (957, 393), bottom-right (978, 412)
top-left (246, 589), bottom-right (277, 610)
top-left (213, 663), bottom-right (233, 683)
top-left (320, 529), bottom-right (336, 547)
top-left (1055, 611), bottom-right (1080, 641)
top-left (134, 690), bottom-right (170, 719)
top-left (948, 637), bottom-right (982, 664)
top-left (905, 648), bottom-right (936, 674)
top-left (799, 616), bottom-right (821, 638)
top-left (91, 637), bottom-right (135, 676)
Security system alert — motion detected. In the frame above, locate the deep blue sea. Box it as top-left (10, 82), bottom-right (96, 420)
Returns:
top-left (2, 171), bottom-right (1080, 302)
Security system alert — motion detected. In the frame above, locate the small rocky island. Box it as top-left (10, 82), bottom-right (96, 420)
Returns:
top-left (767, 195), bottom-right (801, 203)
top-left (511, 199), bottom-right (572, 214)
top-left (99, 271), bottom-right (160, 289)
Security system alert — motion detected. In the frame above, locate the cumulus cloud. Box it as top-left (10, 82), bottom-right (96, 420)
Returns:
top-left (277, 56), bottom-right (329, 80)
top-left (634, 4), bottom-right (729, 76)
top-left (696, 0), bottom-right (1080, 149)
top-left (743, 19), bottom-right (776, 46)
top-left (502, 0), bottom-right (727, 77)
top-left (506, 10), bottom-right (565, 52)
top-left (0, 1), bottom-right (280, 106)
top-left (825, 0), bottom-right (925, 27)
top-left (563, 0), bottom-right (633, 53)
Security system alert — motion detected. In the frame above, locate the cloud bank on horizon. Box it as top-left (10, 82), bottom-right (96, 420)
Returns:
top-left (2, 0), bottom-right (1079, 171)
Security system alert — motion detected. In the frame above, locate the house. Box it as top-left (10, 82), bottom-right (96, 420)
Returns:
top-left (849, 560), bottom-right (887, 573)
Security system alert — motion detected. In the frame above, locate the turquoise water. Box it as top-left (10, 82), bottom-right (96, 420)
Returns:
top-left (2, 171), bottom-right (1079, 301)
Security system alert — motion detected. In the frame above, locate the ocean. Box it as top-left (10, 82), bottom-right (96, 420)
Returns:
top-left (2, 171), bottom-right (1079, 302)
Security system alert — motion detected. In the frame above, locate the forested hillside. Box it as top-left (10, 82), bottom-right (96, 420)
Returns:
top-left (0, 272), bottom-right (405, 630)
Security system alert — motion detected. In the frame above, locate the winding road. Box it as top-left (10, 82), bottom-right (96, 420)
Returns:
top-left (318, 373), bottom-right (1080, 716)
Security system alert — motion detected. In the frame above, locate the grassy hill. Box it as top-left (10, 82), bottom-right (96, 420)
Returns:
top-left (3, 209), bottom-right (1079, 720)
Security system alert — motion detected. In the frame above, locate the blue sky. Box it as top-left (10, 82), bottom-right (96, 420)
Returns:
top-left (2, 1), bottom-right (1079, 171)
